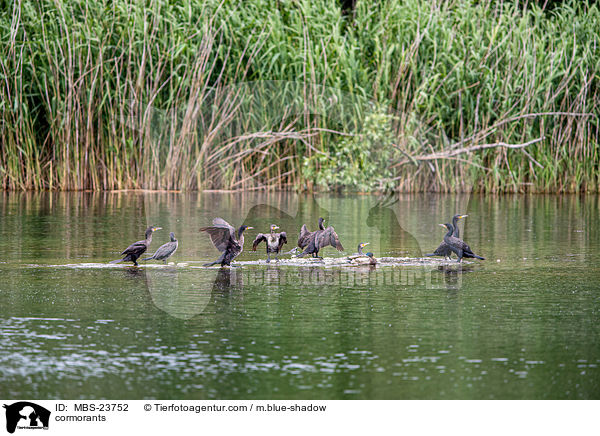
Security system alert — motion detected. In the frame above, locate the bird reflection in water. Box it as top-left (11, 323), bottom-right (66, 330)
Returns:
top-left (122, 266), bottom-right (147, 279)
top-left (212, 267), bottom-right (244, 293)
top-left (264, 265), bottom-right (284, 283)
top-left (436, 264), bottom-right (475, 290)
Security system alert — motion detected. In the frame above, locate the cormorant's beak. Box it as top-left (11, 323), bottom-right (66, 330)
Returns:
top-left (459, 215), bottom-right (468, 219)
top-left (247, 226), bottom-right (254, 230)
top-left (439, 223), bottom-right (447, 229)
top-left (153, 227), bottom-right (162, 231)
top-left (273, 225), bottom-right (280, 230)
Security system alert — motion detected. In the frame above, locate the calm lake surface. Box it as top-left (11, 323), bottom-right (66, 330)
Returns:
top-left (0, 192), bottom-right (598, 399)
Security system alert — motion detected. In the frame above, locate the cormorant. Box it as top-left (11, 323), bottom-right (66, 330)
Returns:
top-left (426, 214), bottom-right (468, 259)
top-left (297, 224), bottom-right (344, 259)
top-left (200, 218), bottom-right (253, 267)
top-left (347, 242), bottom-right (370, 260)
top-left (143, 232), bottom-right (178, 264)
top-left (439, 222), bottom-right (484, 262)
top-left (297, 217), bottom-right (325, 249)
top-left (110, 226), bottom-right (161, 266)
top-left (252, 224), bottom-right (287, 262)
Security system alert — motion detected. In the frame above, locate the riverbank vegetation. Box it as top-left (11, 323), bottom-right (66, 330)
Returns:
top-left (1, 0), bottom-right (598, 192)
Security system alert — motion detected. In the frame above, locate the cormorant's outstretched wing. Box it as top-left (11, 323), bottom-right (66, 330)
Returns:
top-left (316, 226), bottom-right (344, 251)
top-left (278, 232), bottom-right (288, 251)
top-left (212, 217), bottom-right (235, 231)
top-left (252, 233), bottom-right (267, 251)
top-left (201, 227), bottom-right (234, 252)
top-left (297, 224), bottom-right (311, 248)
top-left (200, 218), bottom-right (236, 252)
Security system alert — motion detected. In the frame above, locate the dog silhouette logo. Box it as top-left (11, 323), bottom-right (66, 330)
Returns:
top-left (3, 402), bottom-right (50, 434)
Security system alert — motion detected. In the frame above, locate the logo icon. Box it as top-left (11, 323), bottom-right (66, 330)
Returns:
top-left (3, 402), bottom-right (50, 434)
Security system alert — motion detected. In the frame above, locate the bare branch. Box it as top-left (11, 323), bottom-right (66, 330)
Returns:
top-left (393, 136), bottom-right (545, 168)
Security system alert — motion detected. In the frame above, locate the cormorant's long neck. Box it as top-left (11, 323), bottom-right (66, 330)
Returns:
top-left (451, 216), bottom-right (460, 237)
top-left (145, 230), bottom-right (153, 244)
top-left (318, 219), bottom-right (325, 230)
top-left (444, 225), bottom-right (454, 239)
top-left (237, 227), bottom-right (245, 240)
top-left (357, 244), bottom-right (364, 255)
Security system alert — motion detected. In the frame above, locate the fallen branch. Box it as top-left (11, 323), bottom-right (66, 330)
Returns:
top-left (448, 111), bottom-right (593, 150)
top-left (393, 136), bottom-right (544, 168)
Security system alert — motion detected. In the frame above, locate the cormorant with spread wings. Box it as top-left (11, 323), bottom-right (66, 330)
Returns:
top-left (297, 224), bottom-right (344, 259)
top-left (200, 218), bottom-right (253, 266)
top-left (297, 217), bottom-right (325, 249)
top-left (252, 224), bottom-right (287, 262)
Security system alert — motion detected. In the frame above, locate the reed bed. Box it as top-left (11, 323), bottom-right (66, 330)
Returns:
top-left (0, 0), bottom-right (598, 192)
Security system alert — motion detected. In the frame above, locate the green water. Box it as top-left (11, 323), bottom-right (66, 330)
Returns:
top-left (0, 192), bottom-right (598, 399)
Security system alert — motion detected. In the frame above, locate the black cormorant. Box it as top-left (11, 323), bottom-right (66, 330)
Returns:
top-left (252, 224), bottom-right (288, 262)
top-left (426, 214), bottom-right (468, 259)
top-left (143, 232), bottom-right (178, 264)
top-left (439, 222), bottom-right (484, 262)
top-left (110, 226), bottom-right (161, 266)
top-left (200, 218), bottom-right (253, 267)
top-left (297, 224), bottom-right (344, 259)
top-left (297, 217), bottom-right (325, 249)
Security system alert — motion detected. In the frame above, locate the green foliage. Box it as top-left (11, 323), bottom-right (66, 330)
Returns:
top-left (304, 111), bottom-right (398, 191)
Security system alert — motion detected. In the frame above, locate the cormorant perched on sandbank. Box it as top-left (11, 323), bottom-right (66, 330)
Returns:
top-left (143, 232), bottom-right (178, 264)
top-left (439, 222), bottom-right (484, 263)
top-left (297, 224), bottom-right (344, 259)
top-left (252, 224), bottom-right (287, 262)
top-left (200, 218), bottom-right (253, 267)
top-left (297, 217), bottom-right (325, 249)
top-left (110, 226), bottom-right (161, 266)
top-left (427, 214), bottom-right (468, 259)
